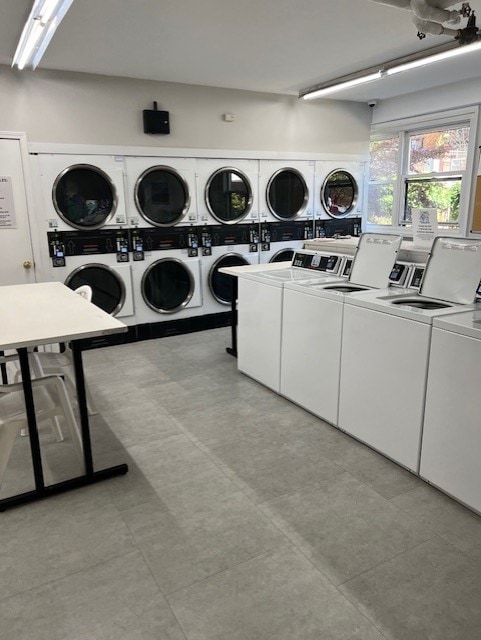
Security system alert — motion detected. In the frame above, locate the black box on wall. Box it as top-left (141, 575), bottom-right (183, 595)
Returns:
top-left (143, 102), bottom-right (170, 134)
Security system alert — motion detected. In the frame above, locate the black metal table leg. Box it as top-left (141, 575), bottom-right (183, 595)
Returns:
top-left (226, 276), bottom-right (238, 358)
top-left (17, 348), bottom-right (46, 492)
top-left (0, 350), bottom-right (8, 384)
top-left (0, 342), bottom-right (128, 512)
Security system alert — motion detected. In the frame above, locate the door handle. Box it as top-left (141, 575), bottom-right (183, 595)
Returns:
top-left (23, 260), bottom-right (32, 269)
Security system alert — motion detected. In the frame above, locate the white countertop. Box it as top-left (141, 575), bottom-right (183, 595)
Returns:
top-left (0, 282), bottom-right (127, 350)
top-left (218, 262), bottom-right (291, 276)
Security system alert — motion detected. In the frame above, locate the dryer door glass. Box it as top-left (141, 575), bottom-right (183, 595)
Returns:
top-left (267, 169), bottom-right (308, 220)
top-left (54, 165), bottom-right (117, 230)
top-left (65, 264), bottom-right (125, 315)
top-left (135, 167), bottom-right (190, 226)
top-left (142, 259), bottom-right (194, 313)
top-left (209, 254), bottom-right (249, 304)
top-left (206, 169), bottom-right (253, 223)
top-left (269, 248), bottom-right (294, 263)
top-left (321, 170), bottom-right (358, 219)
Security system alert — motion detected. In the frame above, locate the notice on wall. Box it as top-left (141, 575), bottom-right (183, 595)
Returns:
top-left (472, 151), bottom-right (481, 233)
top-left (0, 176), bottom-right (16, 229)
top-left (411, 208), bottom-right (438, 249)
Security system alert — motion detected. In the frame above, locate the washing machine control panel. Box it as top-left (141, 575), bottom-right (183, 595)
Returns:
top-left (47, 229), bottom-right (126, 266)
top-left (292, 251), bottom-right (342, 273)
top-left (408, 266), bottom-right (425, 289)
top-left (389, 262), bottom-right (410, 287)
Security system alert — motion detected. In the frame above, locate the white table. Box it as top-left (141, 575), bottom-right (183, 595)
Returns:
top-left (0, 282), bottom-right (128, 511)
top-left (218, 262), bottom-right (289, 356)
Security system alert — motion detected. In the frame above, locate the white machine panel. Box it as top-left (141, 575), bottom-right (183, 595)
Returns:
top-left (420, 312), bottom-right (481, 514)
top-left (339, 303), bottom-right (431, 471)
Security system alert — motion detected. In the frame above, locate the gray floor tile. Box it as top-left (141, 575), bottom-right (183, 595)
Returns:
top-left (123, 478), bottom-right (288, 593)
top-left (321, 432), bottom-right (422, 499)
top-left (168, 545), bottom-right (385, 640)
top-left (259, 472), bottom-right (434, 585)
top-left (0, 485), bottom-right (135, 600)
top-left (0, 551), bottom-right (187, 640)
top-left (340, 537), bottom-right (481, 640)
top-left (391, 484), bottom-right (481, 561)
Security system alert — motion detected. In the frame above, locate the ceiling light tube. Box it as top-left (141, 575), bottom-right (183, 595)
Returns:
top-left (386, 40), bottom-right (481, 75)
top-left (302, 71), bottom-right (383, 100)
top-left (12, 0), bottom-right (75, 70)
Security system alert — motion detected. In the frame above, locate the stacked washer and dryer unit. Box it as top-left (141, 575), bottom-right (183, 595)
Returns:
top-left (31, 153), bottom-right (136, 335)
top-left (124, 156), bottom-right (203, 337)
top-left (195, 158), bottom-right (261, 315)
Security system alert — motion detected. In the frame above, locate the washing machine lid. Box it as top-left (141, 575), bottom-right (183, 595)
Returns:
top-left (348, 233), bottom-right (402, 289)
top-left (419, 237), bottom-right (481, 304)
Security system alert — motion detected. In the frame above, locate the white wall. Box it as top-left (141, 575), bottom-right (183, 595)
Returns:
top-left (371, 77), bottom-right (481, 125)
top-left (0, 66), bottom-right (371, 155)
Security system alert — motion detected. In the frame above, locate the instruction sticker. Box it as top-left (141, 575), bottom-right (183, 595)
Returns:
top-left (412, 208), bottom-right (437, 249)
top-left (0, 176), bottom-right (16, 229)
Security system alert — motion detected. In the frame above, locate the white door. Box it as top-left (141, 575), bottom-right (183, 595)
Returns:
top-left (0, 136), bottom-right (36, 285)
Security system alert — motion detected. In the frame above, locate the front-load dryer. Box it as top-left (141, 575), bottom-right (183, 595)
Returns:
top-left (237, 249), bottom-right (349, 393)
top-left (31, 153), bottom-right (128, 234)
top-left (280, 233), bottom-right (402, 425)
top-left (62, 258), bottom-right (135, 323)
top-left (314, 160), bottom-right (365, 221)
top-left (259, 160), bottom-right (315, 223)
top-left (338, 237), bottom-right (481, 472)
top-left (420, 309), bottom-right (481, 515)
top-left (131, 225), bottom-right (202, 327)
top-left (125, 156), bottom-right (197, 229)
top-left (199, 220), bottom-right (260, 316)
top-left (196, 158), bottom-right (260, 226)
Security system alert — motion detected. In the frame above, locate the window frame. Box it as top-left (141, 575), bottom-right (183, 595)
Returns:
top-left (367, 107), bottom-right (479, 238)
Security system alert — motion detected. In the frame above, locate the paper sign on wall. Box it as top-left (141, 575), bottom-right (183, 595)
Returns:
top-left (411, 208), bottom-right (438, 249)
top-left (0, 176), bottom-right (16, 229)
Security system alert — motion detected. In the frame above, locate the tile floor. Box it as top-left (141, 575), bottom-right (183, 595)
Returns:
top-left (2, 327), bottom-right (481, 639)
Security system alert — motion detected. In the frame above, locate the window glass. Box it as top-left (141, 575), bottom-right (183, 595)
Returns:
top-left (368, 117), bottom-right (473, 232)
top-left (403, 177), bottom-right (461, 226)
top-left (408, 127), bottom-right (469, 174)
top-left (368, 136), bottom-right (399, 225)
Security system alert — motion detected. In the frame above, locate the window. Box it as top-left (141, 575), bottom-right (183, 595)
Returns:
top-left (367, 109), bottom-right (478, 236)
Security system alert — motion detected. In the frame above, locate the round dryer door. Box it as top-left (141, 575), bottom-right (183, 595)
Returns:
top-left (135, 166), bottom-right (190, 226)
top-left (142, 258), bottom-right (194, 313)
top-left (321, 169), bottom-right (358, 219)
top-left (267, 168), bottom-right (308, 220)
top-left (53, 164), bottom-right (117, 230)
top-left (209, 253), bottom-right (250, 304)
top-left (65, 264), bottom-right (125, 315)
top-left (269, 248), bottom-right (294, 263)
top-left (206, 168), bottom-right (253, 224)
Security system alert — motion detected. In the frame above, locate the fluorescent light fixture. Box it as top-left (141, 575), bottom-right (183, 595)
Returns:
top-left (301, 39), bottom-right (481, 100)
top-left (386, 40), bottom-right (481, 75)
top-left (302, 71), bottom-right (383, 100)
top-left (12, 0), bottom-right (75, 70)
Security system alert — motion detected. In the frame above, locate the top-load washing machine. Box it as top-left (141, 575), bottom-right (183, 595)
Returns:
top-left (420, 308), bottom-right (481, 514)
top-left (279, 233), bottom-right (402, 425)
top-left (237, 248), bottom-right (350, 392)
top-left (30, 153), bottom-right (136, 325)
top-left (258, 159), bottom-right (315, 263)
top-left (338, 236), bottom-right (481, 472)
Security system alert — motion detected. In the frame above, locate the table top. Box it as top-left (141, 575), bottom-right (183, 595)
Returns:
top-left (0, 282), bottom-right (127, 350)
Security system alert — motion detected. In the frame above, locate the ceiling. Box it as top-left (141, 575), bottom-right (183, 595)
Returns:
top-left (1, 0), bottom-right (481, 102)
